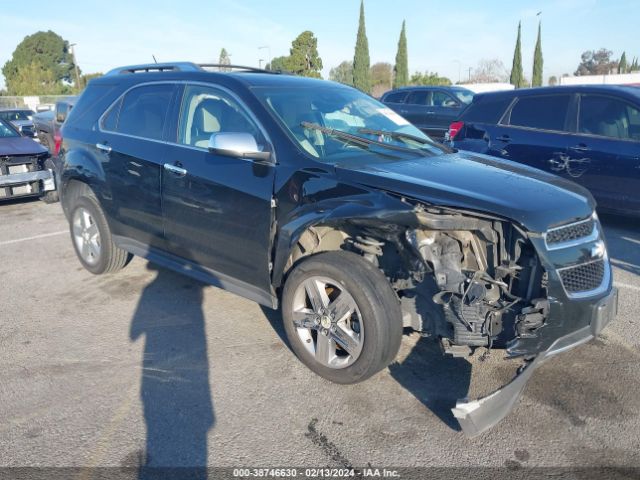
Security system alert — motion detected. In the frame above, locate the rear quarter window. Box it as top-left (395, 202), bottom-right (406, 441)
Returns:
top-left (459, 95), bottom-right (512, 123)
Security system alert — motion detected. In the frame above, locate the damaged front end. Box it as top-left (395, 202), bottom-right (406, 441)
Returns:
top-left (369, 204), bottom-right (616, 436)
top-left (277, 189), bottom-right (616, 436)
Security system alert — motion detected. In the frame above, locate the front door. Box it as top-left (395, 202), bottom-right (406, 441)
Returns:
top-left (161, 84), bottom-right (276, 295)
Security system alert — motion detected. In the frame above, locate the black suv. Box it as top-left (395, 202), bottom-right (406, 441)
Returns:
top-left (449, 85), bottom-right (640, 216)
top-left (59, 63), bottom-right (617, 436)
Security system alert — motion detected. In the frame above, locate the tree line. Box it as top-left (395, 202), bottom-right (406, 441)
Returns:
top-left (2, 6), bottom-right (638, 96)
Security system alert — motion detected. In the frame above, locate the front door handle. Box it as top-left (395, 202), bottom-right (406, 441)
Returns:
top-left (495, 135), bottom-right (511, 143)
top-left (425, 111), bottom-right (435, 115)
top-left (96, 143), bottom-right (112, 153)
top-left (164, 163), bottom-right (187, 176)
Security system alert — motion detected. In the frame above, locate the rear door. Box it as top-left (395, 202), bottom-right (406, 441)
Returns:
top-left (97, 83), bottom-right (176, 244)
top-left (161, 83), bottom-right (276, 296)
top-left (490, 93), bottom-right (575, 174)
top-left (564, 93), bottom-right (640, 213)
top-left (382, 90), bottom-right (409, 117)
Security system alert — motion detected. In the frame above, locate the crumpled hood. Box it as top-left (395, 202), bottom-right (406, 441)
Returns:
top-left (335, 151), bottom-right (595, 233)
top-left (0, 136), bottom-right (47, 157)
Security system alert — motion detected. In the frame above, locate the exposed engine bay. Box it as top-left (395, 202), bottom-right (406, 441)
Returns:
top-left (325, 205), bottom-right (550, 357)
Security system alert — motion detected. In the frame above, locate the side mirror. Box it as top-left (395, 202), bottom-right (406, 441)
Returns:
top-left (208, 132), bottom-right (271, 162)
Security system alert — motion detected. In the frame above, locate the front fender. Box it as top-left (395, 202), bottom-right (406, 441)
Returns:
top-left (271, 191), bottom-right (419, 287)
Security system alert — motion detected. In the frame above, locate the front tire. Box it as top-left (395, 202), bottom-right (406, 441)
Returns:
top-left (69, 196), bottom-right (131, 274)
top-left (282, 251), bottom-right (402, 384)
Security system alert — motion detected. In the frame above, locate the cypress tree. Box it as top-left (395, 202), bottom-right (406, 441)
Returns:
top-left (510, 22), bottom-right (524, 88)
top-left (353, 0), bottom-right (371, 93)
top-left (619, 51), bottom-right (628, 74)
top-left (532, 21), bottom-right (543, 87)
top-left (393, 20), bottom-right (409, 88)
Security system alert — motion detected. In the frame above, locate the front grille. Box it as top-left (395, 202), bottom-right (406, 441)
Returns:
top-left (559, 260), bottom-right (605, 293)
top-left (546, 218), bottom-right (594, 245)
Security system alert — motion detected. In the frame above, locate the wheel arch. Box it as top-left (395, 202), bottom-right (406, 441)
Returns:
top-left (272, 191), bottom-right (421, 288)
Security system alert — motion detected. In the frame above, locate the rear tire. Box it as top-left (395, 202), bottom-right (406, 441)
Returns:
top-left (282, 251), bottom-right (402, 384)
top-left (69, 196), bottom-right (131, 274)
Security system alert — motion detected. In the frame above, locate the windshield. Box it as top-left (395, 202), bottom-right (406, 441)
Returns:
top-left (452, 89), bottom-right (474, 105)
top-left (0, 119), bottom-right (19, 138)
top-left (0, 110), bottom-right (34, 122)
top-left (254, 85), bottom-right (444, 162)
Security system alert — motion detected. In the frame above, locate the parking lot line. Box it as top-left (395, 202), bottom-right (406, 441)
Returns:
top-left (614, 281), bottom-right (640, 292)
top-left (0, 230), bottom-right (68, 246)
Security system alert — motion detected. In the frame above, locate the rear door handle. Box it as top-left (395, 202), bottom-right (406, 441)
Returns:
top-left (495, 135), bottom-right (511, 143)
top-left (96, 143), bottom-right (112, 153)
top-left (164, 163), bottom-right (187, 176)
top-left (425, 111), bottom-right (435, 115)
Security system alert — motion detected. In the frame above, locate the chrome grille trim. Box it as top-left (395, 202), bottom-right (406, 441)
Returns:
top-left (544, 215), bottom-right (599, 250)
top-left (556, 256), bottom-right (611, 299)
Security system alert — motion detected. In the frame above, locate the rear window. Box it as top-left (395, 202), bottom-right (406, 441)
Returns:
top-left (459, 95), bottom-right (512, 123)
top-left (508, 94), bottom-right (571, 132)
top-left (114, 84), bottom-right (174, 140)
top-left (383, 91), bottom-right (408, 103)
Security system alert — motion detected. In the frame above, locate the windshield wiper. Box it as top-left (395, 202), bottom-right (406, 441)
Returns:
top-left (357, 128), bottom-right (454, 153)
top-left (301, 122), bottom-right (425, 156)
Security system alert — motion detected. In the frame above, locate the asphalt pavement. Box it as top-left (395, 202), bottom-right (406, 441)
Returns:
top-left (1, 198), bottom-right (639, 472)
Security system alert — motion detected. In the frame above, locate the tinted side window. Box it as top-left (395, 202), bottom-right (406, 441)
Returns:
top-left (116, 84), bottom-right (174, 140)
top-left (384, 91), bottom-right (408, 103)
top-left (406, 91), bottom-right (430, 106)
top-left (579, 94), bottom-right (640, 141)
top-left (508, 95), bottom-right (571, 131)
top-left (178, 85), bottom-right (263, 149)
top-left (432, 91), bottom-right (458, 107)
top-left (459, 96), bottom-right (512, 123)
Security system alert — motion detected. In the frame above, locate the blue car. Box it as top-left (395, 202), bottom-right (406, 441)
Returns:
top-left (449, 85), bottom-right (640, 216)
top-left (381, 86), bottom-right (474, 139)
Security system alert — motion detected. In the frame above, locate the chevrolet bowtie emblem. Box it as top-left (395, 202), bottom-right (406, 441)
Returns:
top-left (591, 241), bottom-right (606, 260)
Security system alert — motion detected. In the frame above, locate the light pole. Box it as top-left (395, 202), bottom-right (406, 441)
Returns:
top-left (452, 60), bottom-right (461, 83)
top-left (258, 45), bottom-right (271, 69)
top-left (69, 43), bottom-right (81, 89)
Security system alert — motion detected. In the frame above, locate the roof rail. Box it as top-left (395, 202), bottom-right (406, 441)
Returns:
top-left (105, 62), bottom-right (203, 76)
top-left (105, 62), bottom-right (283, 76)
top-left (198, 64), bottom-right (281, 74)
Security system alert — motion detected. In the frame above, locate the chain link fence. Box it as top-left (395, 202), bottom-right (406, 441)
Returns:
top-left (0, 95), bottom-right (74, 111)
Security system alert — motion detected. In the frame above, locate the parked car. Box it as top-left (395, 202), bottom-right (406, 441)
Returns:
top-left (448, 85), bottom-right (640, 216)
top-left (59, 63), bottom-right (616, 436)
top-left (381, 86), bottom-right (474, 139)
top-left (0, 108), bottom-right (37, 138)
top-left (0, 118), bottom-right (57, 202)
top-left (33, 97), bottom-right (77, 154)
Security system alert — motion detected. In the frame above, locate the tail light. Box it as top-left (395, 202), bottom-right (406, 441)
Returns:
top-left (448, 121), bottom-right (464, 141)
top-left (53, 133), bottom-right (62, 156)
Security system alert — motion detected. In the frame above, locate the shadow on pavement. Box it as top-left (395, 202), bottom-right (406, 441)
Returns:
top-left (261, 305), bottom-right (469, 431)
top-left (129, 263), bottom-right (214, 479)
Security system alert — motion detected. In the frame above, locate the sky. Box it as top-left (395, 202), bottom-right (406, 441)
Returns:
top-left (0, 0), bottom-right (638, 90)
